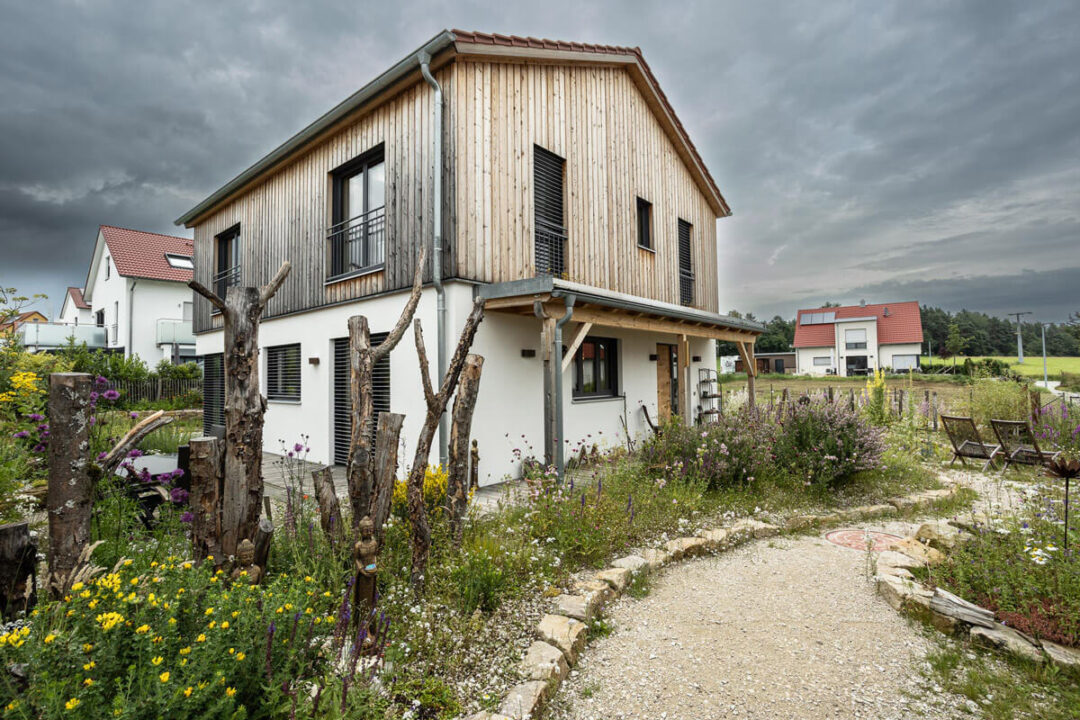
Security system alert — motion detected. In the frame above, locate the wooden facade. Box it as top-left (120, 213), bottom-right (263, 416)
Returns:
top-left (188, 47), bottom-right (724, 332)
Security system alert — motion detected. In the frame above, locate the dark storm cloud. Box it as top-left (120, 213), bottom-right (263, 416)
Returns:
top-left (0, 1), bottom-right (1077, 323)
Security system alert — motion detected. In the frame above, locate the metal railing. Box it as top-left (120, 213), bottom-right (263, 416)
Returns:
top-left (328, 206), bottom-right (386, 278)
top-left (156, 318), bottom-right (196, 346)
top-left (679, 269), bottom-right (695, 306)
top-left (15, 322), bottom-right (107, 350)
top-left (213, 265), bottom-right (240, 300)
top-left (535, 220), bottom-right (567, 278)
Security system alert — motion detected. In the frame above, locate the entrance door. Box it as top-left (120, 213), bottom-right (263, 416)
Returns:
top-left (845, 356), bottom-right (869, 376)
top-left (656, 343), bottom-right (679, 422)
top-left (774, 358), bottom-right (784, 373)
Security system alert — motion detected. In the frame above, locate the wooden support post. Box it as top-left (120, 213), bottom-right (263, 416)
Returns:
top-left (448, 355), bottom-right (484, 548)
top-left (932, 392), bottom-right (939, 431)
top-left (189, 436), bottom-right (224, 563)
top-left (849, 389), bottom-right (856, 411)
top-left (679, 334), bottom-right (691, 425)
top-left (540, 314), bottom-right (557, 466)
top-left (827, 386), bottom-right (834, 404)
top-left (370, 412), bottom-right (404, 545)
top-left (312, 467), bottom-right (343, 539)
top-left (736, 341), bottom-right (757, 409)
top-left (46, 373), bottom-right (93, 597)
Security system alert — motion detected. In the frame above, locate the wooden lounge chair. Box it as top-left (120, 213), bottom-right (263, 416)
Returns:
top-left (990, 418), bottom-right (1061, 472)
top-left (940, 415), bottom-right (1001, 471)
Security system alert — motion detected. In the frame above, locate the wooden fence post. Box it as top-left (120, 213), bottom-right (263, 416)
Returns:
top-left (448, 355), bottom-right (484, 548)
top-left (46, 373), bottom-right (93, 597)
top-left (370, 412), bottom-right (404, 545)
top-left (312, 467), bottom-right (343, 540)
top-left (932, 391), bottom-right (939, 431)
top-left (849, 389), bottom-right (855, 411)
top-left (189, 436), bottom-right (224, 562)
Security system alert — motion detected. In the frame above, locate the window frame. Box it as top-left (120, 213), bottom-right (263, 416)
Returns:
top-left (812, 356), bottom-right (832, 367)
top-left (572, 337), bottom-right (619, 399)
top-left (844, 328), bottom-right (867, 350)
top-left (636, 197), bottom-right (653, 251)
top-left (165, 253), bottom-right (194, 269)
top-left (265, 343), bottom-right (302, 403)
top-left (891, 354), bottom-right (919, 371)
top-left (328, 144), bottom-right (386, 280)
top-left (213, 225), bottom-right (241, 312)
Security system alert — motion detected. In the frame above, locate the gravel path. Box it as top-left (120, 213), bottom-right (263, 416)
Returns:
top-left (550, 520), bottom-right (967, 720)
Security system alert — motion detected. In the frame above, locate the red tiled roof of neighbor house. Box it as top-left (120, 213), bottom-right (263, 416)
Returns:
top-left (99, 225), bottom-right (194, 283)
top-left (66, 286), bottom-right (90, 310)
top-left (793, 301), bottom-right (923, 348)
top-left (451, 30), bottom-right (728, 215)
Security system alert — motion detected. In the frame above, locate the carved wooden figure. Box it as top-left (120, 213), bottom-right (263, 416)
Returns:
top-left (352, 516), bottom-right (378, 642)
top-left (230, 538), bottom-right (263, 586)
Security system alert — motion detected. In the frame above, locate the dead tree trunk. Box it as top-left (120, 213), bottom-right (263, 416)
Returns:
top-left (189, 436), bottom-right (224, 563)
top-left (0, 522), bottom-right (37, 619)
top-left (408, 298), bottom-right (485, 594)
top-left (448, 355), bottom-right (484, 548)
top-left (46, 373), bottom-right (93, 597)
top-left (469, 440), bottom-right (479, 493)
top-left (347, 246), bottom-right (425, 527)
top-left (189, 261), bottom-right (291, 558)
top-left (370, 412), bottom-right (404, 545)
top-left (312, 467), bottom-right (343, 539)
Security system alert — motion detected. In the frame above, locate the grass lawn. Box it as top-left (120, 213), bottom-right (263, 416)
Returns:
top-left (922, 355), bottom-right (1080, 380)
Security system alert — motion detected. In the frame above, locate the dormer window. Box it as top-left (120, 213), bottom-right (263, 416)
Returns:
top-left (165, 253), bottom-right (194, 269)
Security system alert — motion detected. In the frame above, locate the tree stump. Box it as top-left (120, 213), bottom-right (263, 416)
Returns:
top-left (46, 373), bottom-right (93, 597)
top-left (370, 412), bottom-right (404, 545)
top-left (312, 466), bottom-right (343, 539)
top-left (448, 355), bottom-right (484, 548)
top-left (0, 522), bottom-right (36, 619)
top-left (189, 436), bottom-right (224, 562)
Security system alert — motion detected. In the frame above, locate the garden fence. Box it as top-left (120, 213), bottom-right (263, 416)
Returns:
top-left (108, 378), bottom-right (203, 406)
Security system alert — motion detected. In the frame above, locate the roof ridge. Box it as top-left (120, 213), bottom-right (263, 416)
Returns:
top-left (100, 224), bottom-right (193, 244)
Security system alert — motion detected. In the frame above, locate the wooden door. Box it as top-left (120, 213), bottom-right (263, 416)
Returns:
top-left (656, 344), bottom-right (678, 422)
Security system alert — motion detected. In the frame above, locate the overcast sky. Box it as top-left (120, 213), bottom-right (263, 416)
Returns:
top-left (1, 1), bottom-right (1077, 321)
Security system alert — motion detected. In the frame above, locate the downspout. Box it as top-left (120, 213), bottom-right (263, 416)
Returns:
top-left (553, 295), bottom-right (575, 479)
top-left (128, 279), bottom-right (137, 359)
top-left (419, 52), bottom-right (448, 467)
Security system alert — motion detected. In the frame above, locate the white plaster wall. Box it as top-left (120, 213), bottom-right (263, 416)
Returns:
top-left (834, 319), bottom-right (879, 376)
top-left (880, 343), bottom-right (923, 371)
top-left (127, 279), bottom-right (195, 364)
top-left (86, 244), bottom-right (129, 353)
top-left (58, 297), bottom-right (91, 325)
top-left (797, 347), bottom-right (835, 375)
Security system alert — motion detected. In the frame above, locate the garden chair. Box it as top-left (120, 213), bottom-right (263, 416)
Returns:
top-left (940, 415), bottom-right (1001, 471)
top-left (990, 418), bottom-right (1061, 473)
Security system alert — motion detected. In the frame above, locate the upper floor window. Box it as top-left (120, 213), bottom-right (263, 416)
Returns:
top-left (677, 219), bottom-right (694, 306)
top-left (845, 328), bottom-right (867, 350)
top-left (214, 225), bottom-right (241, 304)
top-left (166, 253), bottom-right (194, 269)
top-left (329, 146), bottom-right (385, 279)
top-left (572, 337), bottom-right (618, 399)
top-left (636, 197), bottom-right (653, 251)
top-left (105, 256), bottom-right (111, 280)
top-left (534, 145), bottom-right (566, 277)
top-left (266, 343), bottom-right (301, 402)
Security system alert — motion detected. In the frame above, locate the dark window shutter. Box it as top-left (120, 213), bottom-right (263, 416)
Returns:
top-left (678, 219), bottom-right (694, 306)
top-left (333, 333), bottom-right (390, 465)
top-left (266, 344), bottom-right (301, 402)
top-left (637, 198), bottom-right (652, 249)
top-left (201, 353), bottom-right (225, 435)
top-left (534, 145), bottom-right (566, 276)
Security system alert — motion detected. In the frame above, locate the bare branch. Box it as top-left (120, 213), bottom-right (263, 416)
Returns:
top-left (373, 244), bottom-right (427, 362)
top-left (259, 261), bottom-right (292, 307)
top-left (414, 318), bottom-right (436, 407)
top-left (98, 411), bottom-right (174, 477)
top-left (189, 280), bottom-right (226, 314)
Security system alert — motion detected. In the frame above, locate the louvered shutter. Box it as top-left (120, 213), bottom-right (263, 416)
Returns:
top-left (266, 344), bottom-right (301, 401)
top-left (678, 219), bottom-right (694, 306)
top-left (333, 333), bottom-right (390, 465)
top-left (201, 353), bottom-right (225, 436)
top-left (534, 145), bottom-right (566, 276)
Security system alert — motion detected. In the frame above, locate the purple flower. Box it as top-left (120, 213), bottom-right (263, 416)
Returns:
top-left (293, 442), bottom-right (304, 453)
top-left (12, 431), bottom-right (29, 439)
top-left (130, 411), bottom-right (139, 419)
top-left (102, 389), bottom-right (120, 401)
top-left (36, 424), bottom-right (48, 432)
top-left (27, 413), bottom-right (44, 422)
top-left (89, 391), bottom-right (99, 402)
top-left (32, 444), bottom-right (46, 453)
top-left (179, 511), bottom-right (194, 523)
top-left (98, 451), bottom-right (108, 461)
top-left (127, 449), bottom-right (144, 458)
top-left (94, 376), bottom-right (108, 387)
top-left (171, 487), bottom-right (189, 504)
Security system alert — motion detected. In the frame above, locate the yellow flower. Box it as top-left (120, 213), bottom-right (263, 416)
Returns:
top-left (206, 555), bottom-right (214, 562)
top-left (135, 625), bottom-right (150, 634)
top-left (151, 656), bottom-right (163, 666)
top-left (183, 686), bottom-right (193, 698)
top-left (5, 700), bottom-right (19, 712)
top-left (220, 621), bottom-right (229, 630)
top-left (83, 678), bottom-right (93, 687)
top-left (208, 621), bottom-right (216, 629)
top-left (204, 607), bottom-right (214, 616)
top-left (83, 643), bottom-right (93, 652)
top-left (130, 578), bottom-right (138, 586)
top-left (180, 658), bottom-right (188, 666)
top-left (231, 611), bottom-right (239, 619)
top-left (225, 687), bottom-right (236, 698)
top-left (196, 634), bottom-right (206, 643)
top-left (168, 617), bottom-right (177, 626)
top-left (44, 633), bottom-right (56, 644)
top-left (123, 559), bottom-right (132, 566)
top-left (83, 662), bottom-right (95, 671)
top-left (96, 612), bottom-right (125, 631)
top-left (304, 576), bottom-right (313, 583)
top-left (179, 647), bottom-right (191, 656)
top-left (71, 582), bottom-right (84, 591)
top-left (235, 652), bottom-right (245, 661)
top-left (209, 577), bottom-right (218, 584)
top-left (159, 671), bottom-right (170, 683)
top-left (65, 698), bottom-right (81, 711)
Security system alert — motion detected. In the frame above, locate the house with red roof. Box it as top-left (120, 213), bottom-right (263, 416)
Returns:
top-left (75, 225), bottom-right (197, 363)
top-left (793, 301), bottom-right (923, 376)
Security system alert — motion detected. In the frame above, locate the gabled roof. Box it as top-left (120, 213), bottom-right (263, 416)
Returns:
top-left (66, 286), bottom-right (90, 310)
top-left (98, 225), bottom-right (194, 283)
top-left (0, 311), bottom-right (48, 331)
top-left (176, 29), bottom-right (729, 227)
top-left (793, 301), bottom-right (923, 348)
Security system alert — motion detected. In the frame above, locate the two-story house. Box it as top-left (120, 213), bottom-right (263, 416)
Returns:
top-left (794, 301), bottom-right (923, 376)
top-left (176, 30), bottom-right (762, 483)
top-left (72, 225), bottom-right (198, 363)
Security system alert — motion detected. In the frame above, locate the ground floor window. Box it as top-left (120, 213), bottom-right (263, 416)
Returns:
top-left (266, 343), bottom-right (301, 402)
top-left (573, 337), bottom-right (618, 398)
top-left (891, 354), bottom-right (919, 371)
top-left (333, 334), bottom-right (389, 465)
top-left (201, 353), bottom-right (224, 435)
top-left (812, 356), bottom-right (831, 366)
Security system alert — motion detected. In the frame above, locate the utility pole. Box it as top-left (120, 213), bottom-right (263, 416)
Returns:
top-left (1009, 311), bottom-right (1032, 364)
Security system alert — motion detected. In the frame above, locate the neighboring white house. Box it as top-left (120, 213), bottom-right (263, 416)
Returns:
top-left (794, 301), bottom-right (923, 377)
top-left (75, 225), bottom-right (197, 364)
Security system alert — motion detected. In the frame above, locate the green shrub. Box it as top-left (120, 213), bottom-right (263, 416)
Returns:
top-left (154, 360), bottom-right (202, 381)
top-left (451, 537), bottom-right (508, 614)
top-left (965, 378), bottom-right (1030, 429)
top-left (773, 401), bottom-right (886, 487)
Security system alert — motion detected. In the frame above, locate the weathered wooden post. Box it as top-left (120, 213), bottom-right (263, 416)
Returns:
top-left (370, 412), bottom-right (404, 544)
top-left (932, 391), bottom-right (939, 431)
top-left (189, 436), bottom-right (224, 562)
top-left (189, 261), bottom-right (291, 558)
top-left (469, 440), bottom-right (480, 493)
top-left (827, 386), bottom-right (834, 404)
top-left (849, 389), bottom-right (856, 411)
top-left (312, 467), bottom-right (343, 539)
top-left (0, 522), bottom-right (37, 618)
top-left (447, 355), bottom-right (484, 548)
top-left (46, 373), bottom-right (93, 597)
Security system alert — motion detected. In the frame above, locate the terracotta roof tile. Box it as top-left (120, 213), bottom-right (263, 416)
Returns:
top-left (99, 225), bottom-right (194, 283)
top-left (66, 286), bottom-right (90, 310)
top-left (793, 301), bottom-right (923, 348)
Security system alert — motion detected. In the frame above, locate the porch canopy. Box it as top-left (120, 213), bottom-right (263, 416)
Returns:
top-left (477, 277), bottom-right (764, 472)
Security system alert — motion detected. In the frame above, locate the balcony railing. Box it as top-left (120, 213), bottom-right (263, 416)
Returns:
top-left (110, 323), bottom-right (119, 346)
top-left (156, 318), bottom-right (196, 346)
top-left (679, 269), bottom-right (695, 306)
top-left (213, 265), bottom-right (240, 301)
top-left (328, 206), bottom-right (386, 279)
top-left (15, 322), bottom-right (106, 350)
top-left (535, 220), bottom-right (567, 278)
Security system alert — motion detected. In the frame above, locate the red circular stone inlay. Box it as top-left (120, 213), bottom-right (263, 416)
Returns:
top-left (825, 529), bottom-right (903, 552)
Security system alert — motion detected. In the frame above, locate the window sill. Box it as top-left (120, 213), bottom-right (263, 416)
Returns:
top-left (267, 398), bottom-right (302, 405)
top-left (637, 244), bottom-right (655, 254)
top-left (572, 394), bottom-right (622, 404)
top-left (325, 264), bottom-right (385, 286)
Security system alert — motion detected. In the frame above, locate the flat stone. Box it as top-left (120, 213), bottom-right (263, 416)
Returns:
top-left (554, 594), bottom-right (593, 622)
top-left (611, 555), bottom-right (647, 574)
top-left (970, 625), bottom-right (1045, 663)
top-left (595, 567), bottom-right (631, 592)
top-left (664, 536), bottom-right (711, 560)
top-left (521, 640), bottom-right (569, 682)
top-left (876, 574), bottom-right (932, 611)
top-left (465, 714), bottom-right (511, 720)
top-left (876, 550), bottom-right (922, 571)
top-left (641, 548), bottom-right (671, 570)
top-left (700, 528), bottom-right (732, 547)
top-left (573, 579), bottom-right (614, 604)
top-left (913, 488), bottom-right (954, 502)
top-left (730, 518), bottom-right (780, 539)
top-left (889, 537), bottom-right (946, 566)
top-left (499, 681), bottom-right (549, 720)
top-left (536, 614), bottom-right (587, 664)
top-left (915, 521), bottom-right (969, 552)
top-left (875, 562), bottom-right (915, 580)
top-left (1041, 639), bottom-right (1080, 669)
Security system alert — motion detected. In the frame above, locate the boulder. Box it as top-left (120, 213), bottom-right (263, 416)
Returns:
top-left (700, 528), bottom-right (732, 547)
top-left (888, 496), bottom-right (917, 511)
top-left (521, 640), bottom-right (569, 682)
top-left (536, 614), bottom-right (587, 664)
top-left (910, 488), bottom-right (954, 504)
top-left (595, 567), bottom-right (631, 592)
top-left (1041, 640), bottom-right (1080, 669)
top-left (783, 516), bottom-right (813, 532)
top-left (573, 579), bottom-right (614, 604)
top-left (888, 537), bottom-right (945, 566)
top-left (929, 611), bottom-right (960, 635)
top-left (499, 681), bottom-right (549, 720)
top-left (876, 550), bottom-right (922, 571)
top-left (611, 555), bottom-right (648, 574)
top-left (916, 521), bottom-right (969, 551)
top-left (641, 548), bottom-right (671, 570)
top-left (664, 536), bottom-right (711, 560)
top-left (554, 594), bottom-right (593, 622)
top-left (876, 574), bottom-right (932, 611)
top-left (970, 625), bottom-right (1045, 663)
top-left (875, 562), bottom-right (915, 580)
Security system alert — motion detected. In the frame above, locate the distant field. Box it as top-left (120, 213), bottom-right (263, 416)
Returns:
top-left (922, 356), bottom-right (1080, 379)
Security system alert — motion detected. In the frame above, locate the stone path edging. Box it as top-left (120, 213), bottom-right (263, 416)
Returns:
top-left (873, 519), bottom-right (1080, 672)
top-left (464, 486), bottom-right (960, 720)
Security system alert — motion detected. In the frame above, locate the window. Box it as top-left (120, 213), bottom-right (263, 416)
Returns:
top-left (333, 333), bottom-right (389, 464)
top-left (534, 145), bottom-right (566, 277)
top-left (112, 301), bottom-right (119, 346)
top-left (202, 353), bottom-right (225, 435)
top-left (573, 337), bottom-right (618, 399)
top-left (678, 219), bottom-right (694, 305)
top-left (812, 356), bottom-right (832, 367)
top-left (266, 344), bottom-right (301, 402)
top-left (105, 256), bottom-right (111, 280)
top-left (214, 225), bottom-right (241, 303)
top-left (182, 302), bottom-right (193, 322)
top-left (845, 328), bottom-right (867, 350)
top-left (330, 146), bottom-right (386, 278)
top-left (892, 354), bottom-right (919, 371)
top-left (636, 197), bottom-right (653, 250)
top-left (165, 253), bottom-right (194, 269)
